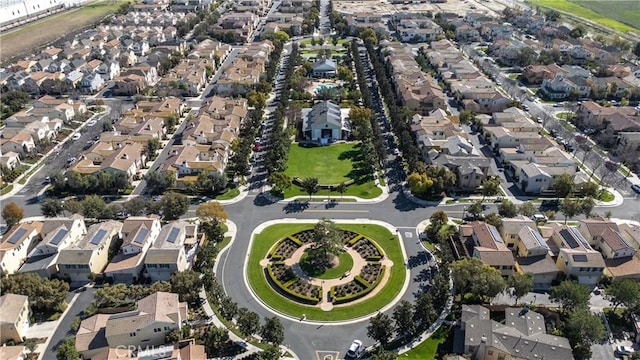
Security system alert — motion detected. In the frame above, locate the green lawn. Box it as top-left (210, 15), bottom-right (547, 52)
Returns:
top-left (599, 190), bottom-right (615, 202)
top-left (300, 251), bottom-right (354, 280)
top-left (401, 326), bottom-right (450, 359)
top-left (286, 143), bottom-right (357, 184)
top-left (573, 1), bottom-right (640, 30)
top-left (0, 185), bottom-right (14, 196)
top-left (281, 180), bottom-right (382, 199)
top-left (214, 187), bottom-right (240, 201)
top-left (528, 0), bottom-right (638, 32)
top-left (247, 223), bottom-right (405, 321)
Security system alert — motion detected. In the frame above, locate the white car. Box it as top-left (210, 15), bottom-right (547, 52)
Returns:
top-left (86, 120), bottom-right (97, 127)
top-left (346, 340), bottom-right (363, 358)
top-left (72, 133), bottom-right (81, 140)
top-left (615, 346), bottom-right (634, 356)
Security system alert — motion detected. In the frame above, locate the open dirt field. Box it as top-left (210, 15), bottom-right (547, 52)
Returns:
top-left (1, 0), bottom-right (125, 65)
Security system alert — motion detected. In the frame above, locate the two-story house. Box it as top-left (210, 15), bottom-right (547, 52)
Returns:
top-left (0, 294), bottom-right (30, 344)
top-left (0, 221), bottom-right (43, 275)
top-left (144, 220), bottom-right (198, 281)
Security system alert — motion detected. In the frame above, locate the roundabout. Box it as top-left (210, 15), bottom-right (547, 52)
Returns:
top-left (246, 219), bottom-right (408, 322)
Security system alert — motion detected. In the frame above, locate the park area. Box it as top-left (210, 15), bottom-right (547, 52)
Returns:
top-left (529, 0), bottom-right (639, 33)
top-left (1, 0), bottom-right (126, 64)
top-left (283, 143), bottom-right (381, 199)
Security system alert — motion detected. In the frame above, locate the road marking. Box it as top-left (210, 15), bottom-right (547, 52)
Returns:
top-left (404, 231), bottom-right (413, 239)
top-left (315, 350), bottom-right (340, 360)
top-left (305, 209), bottom-right (369, 213)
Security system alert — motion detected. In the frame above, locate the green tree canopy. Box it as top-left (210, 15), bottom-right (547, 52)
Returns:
top-left (260, 316), bottom-right (285, 346)
top-left (605, 278), bottom-right (640, 312)
top-left (236, 308), bottom-right (261, 338)
top-left (160, 192), bottom-right (189, 220)
top-left (554, 173), bottom-right (575, 198)
top-left (1, 273), bottom-right (69, 313)
top-left (451, 257), bottom-right (506, 300)
top-left (170, 269), bottom-right (202, 305)
top-left (559, 198), bottom-right (582, 224)
top-left (366, 312), bottom-right (394, 346)
top-left (550, 280), bottom-right (590, 313)
top-left (498, 199), bottom-right (518, 218)
top-left (300, 177), bottom-right (319, 199)
top-left (507, 273), bottom-right (533, 304)
top-left (518, 201), bottom-right (538, 217)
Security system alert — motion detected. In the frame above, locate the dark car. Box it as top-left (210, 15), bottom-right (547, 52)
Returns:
top-left (631, 184), bottom-right (640, 194)
top-left (540, 199), bottom-right (559, 210)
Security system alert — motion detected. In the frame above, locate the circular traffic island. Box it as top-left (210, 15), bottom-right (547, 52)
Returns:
top-left (249, 220), bottom-right (406, 321)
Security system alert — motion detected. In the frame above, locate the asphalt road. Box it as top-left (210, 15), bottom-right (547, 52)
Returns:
top-left (42, 287), bottom-right (97, 360)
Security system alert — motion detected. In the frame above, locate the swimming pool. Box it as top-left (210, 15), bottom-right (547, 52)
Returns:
top-left (315, 83), bottom-right (336, 94)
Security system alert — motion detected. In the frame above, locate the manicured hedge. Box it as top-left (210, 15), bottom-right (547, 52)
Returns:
top-left (292, 177), bottom-right (356, 189)
top-left (288, 235), bottom-right (304, 246)
top-left (265, 266), bottom-right (320, 305)
top-left (348, 234), bottom-right (364, 246)
top-left (333, 267), bottom-right (386, 304)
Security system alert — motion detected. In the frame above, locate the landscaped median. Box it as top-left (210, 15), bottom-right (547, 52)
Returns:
top-left (246, 222), bottom-right (406, 321)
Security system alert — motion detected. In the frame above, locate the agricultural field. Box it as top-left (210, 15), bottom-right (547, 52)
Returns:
top-left (529, 0), bottom-right (639, 33)
top-left (1, 0), bottom-right (127, 64)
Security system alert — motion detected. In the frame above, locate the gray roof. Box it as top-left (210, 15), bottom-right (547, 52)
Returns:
top-left (304, 101), bottom-right (343, 131)
top-left (312, 58), bottom-right (336, 71)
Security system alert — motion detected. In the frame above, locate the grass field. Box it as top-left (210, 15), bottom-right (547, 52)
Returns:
top-left (286, 143), bottom-right (358, 184)
top-left (300, 251), bottom-right (354, 279)
top-left (528, 0), bottom-right (639, 33)
top-left (1, 0), bottom-right (127, 64)
top-left (401, 326), bottom-right (450, 359)
top-left (247, 223), bottom-right (405, 321)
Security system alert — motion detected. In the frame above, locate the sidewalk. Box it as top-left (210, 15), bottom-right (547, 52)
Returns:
top-left (202, 220), bottom-right (299, 360)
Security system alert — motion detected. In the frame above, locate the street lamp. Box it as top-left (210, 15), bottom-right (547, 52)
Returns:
top-left (462, 206), bottom-right (467, 221)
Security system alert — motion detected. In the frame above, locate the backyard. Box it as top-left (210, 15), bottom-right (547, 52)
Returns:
top-left (1, 0), bottom-right (127, 64)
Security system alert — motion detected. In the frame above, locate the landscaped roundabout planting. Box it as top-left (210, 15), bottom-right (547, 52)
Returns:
top-left (247, 221), bottom-right (407, 321)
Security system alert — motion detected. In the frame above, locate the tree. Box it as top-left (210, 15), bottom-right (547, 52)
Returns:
top-left (236, 308), bottom-right (261, 338)
top-left (605, 278), bottom-right (640, 312)
top-left (581, 197), bottom-right (595, 218)
top-left (300, 177), bottom-right (319, 199)
top-left (518, 201), bottom-right (538, 217)
top-left (196, 201), bottom-right (228, 223)
top-left (451, 257), bottom-right (506, 300)
top-left (41, 198), bottom-right (64, 217)
top-left (467, 200), bottom-right (484, 219)
top-left (146, 138), bottom-right (161, 160)
top-left (359, 27), bottom-right (378, 45)
top-left (56, 337), bottom-right (80, 360)
top-left (267, 172), bottom-right (292, 193)
top-left (481, 177), bottom-right (501, 201)
top-left (145, 170), bottom-right (176, 194)
top-left (554, 173), bottom-right (575, 198)
top-left (507, 273), bottom-right (533, 305)
top-left (564, 308), bottom-right (606, 348)
top-left (366, 312), bottom-right (394, 346)
top-left (430, 210), bottom-right (449, 229)
top-left (336, 182), bottom-right (347, 199)
top-left (205, 326), bottom-right (229, 354)
top-left (559, 198), bottom-right (582, 224)
top-left (579, 181), bottom-right (599, 198)
top-left (160, 192), bottom-right (189, 220)
top-left (197, 171), bottom-right (228, 195)
top-left (484, 213), bottom-right (503, 228)
top-left (219, 296), bottom-right (238, 321)
top-left (393, 300), bottom-right (416, 339)
top-left (258, 346), bottom-right (282, 360)
top-left (124, 197), bottom-right (147, 216)
top-left (170, 269), bottom-right (202, 304)
top-left (309, 218), bottom-right (343, 268)
top-left (498, 199), bottom-right (517, 218)
top-left (260, 316), bottom-right (284, 346)
top-left (63, 199), bottom-right (83, 215)
top-left (550, 280), bottom-right (590, 314)
top-left (24, 339), bottom-right (38, 357)
top-left (406, 172), bottom-right (434, 197)
top-left (82, 195), bottom-right (107, 218)
top-left (425, 165), bottom-right (457, 195)
top-left (1, 273), bottom-right (69, 313)
top-left (2, 202), bottom-right (23, 227)
top-left (413, 293), bottom-right (437, 328)
top-left (370, 348), bottom-right (397, 360)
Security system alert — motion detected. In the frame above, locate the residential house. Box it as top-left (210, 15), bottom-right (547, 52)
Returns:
top-left (460, 305), bottom-right (573, 360)
top-left (311, 58), bottom-right (337, 78)
top-left (20, 215), bottom-right (87, 278)
top-left (540, 73), bottom-right (591, 100)
top-left (522, 63), bottom-right (566, 84)
top-left (104, 217), bottom-right (161, 284)
top-left (0, 221), bottom-right (43, 275)
top-left (577, 218), bottom-right (636, 259)
top-left (0, 151), bottom-right (21, 171)
top-left (76, 292), bottom-right (187, 359)
top-left (80, 73), bottom-right (106, 93)
top-left (429, 153), bottom-right (492, 191)
top-left (0, 294), bottom-right (30, 344)
top-left (0, 131), bottom-right (36, 158)
top-left (0, 346), bottom-right (26, 360)
top-left (144, 220), bottom-right (199, 282)
top-left (301, 101), bottom-right (351, 143)
top-left (71, 142), bottom-right (145, 178)
top-left (549, 223), bottom-right (605, 286)
top-left (459, 222), bottom-right (515, 277)
top-left (57, 221), bottom-right (122, 283)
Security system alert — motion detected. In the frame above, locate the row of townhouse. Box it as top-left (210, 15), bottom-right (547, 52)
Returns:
top-left (575, 101), bottom-right (640, 153)
top-left (0, 215), bottom-right (200, 285)
top-left (232, 0), bottom-right (273, 16)
top-left (155, 57), bottom-right (212, 97)
top-left (457, 216), bottom-right (640, 290)
top-left (524, 62), bottom-right (640, 93)
top-left (391, 13), bottom-right (443, 43)
top-left (158, 96), bottom-right (247, 186)
top-left (214, 41), bottom-right (274, 96)
top-left (425, 39), bottom-right (511, 114)
top-left (212, 11), bottom-right (260, 42)
top-left (479, 107), bottom-right (582, 195)
top-left (382, 42), bottom-right (447, 115)
top-left (264, 12), bottom-right (304, 37)
top-left (0, 96), bottom-right (87, 160)
top-left (69, 97), bottom-right (184, 179)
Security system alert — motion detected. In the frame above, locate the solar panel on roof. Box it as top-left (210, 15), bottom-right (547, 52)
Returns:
top-left (488, 225), bottom-right (504, 243)
top-left (7, 228), bottom-right (27, 244)
top-left (50, 229), bottom-right (69, 245)
top-left (529, 228), bottom-right (549, 249)
top-left (90, 229), bottom-right (108, 245)
top-left (167, 227), bottom-right (180, 243)
top-left (559, 229), bottom-right (579, 249)
top-left (572, 254), bottom-right (588, 262)
top-left (134, 228), bottom-right (149, 244)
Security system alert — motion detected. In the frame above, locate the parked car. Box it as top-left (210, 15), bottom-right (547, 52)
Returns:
top-left (72, 133), bottom-right (82, 140)
top-left (346, 340), bottom-right (363, 358)
top-left (531, 213), bottom-right (548, 223)
top-left (86, 119), bottom-right (97, 127)
top-left (631, 184), bottom-right (640, 194)
top-left (553, 102), bottom-right (564, 108)
top-left (615, 346), bottom-right (634, 356)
